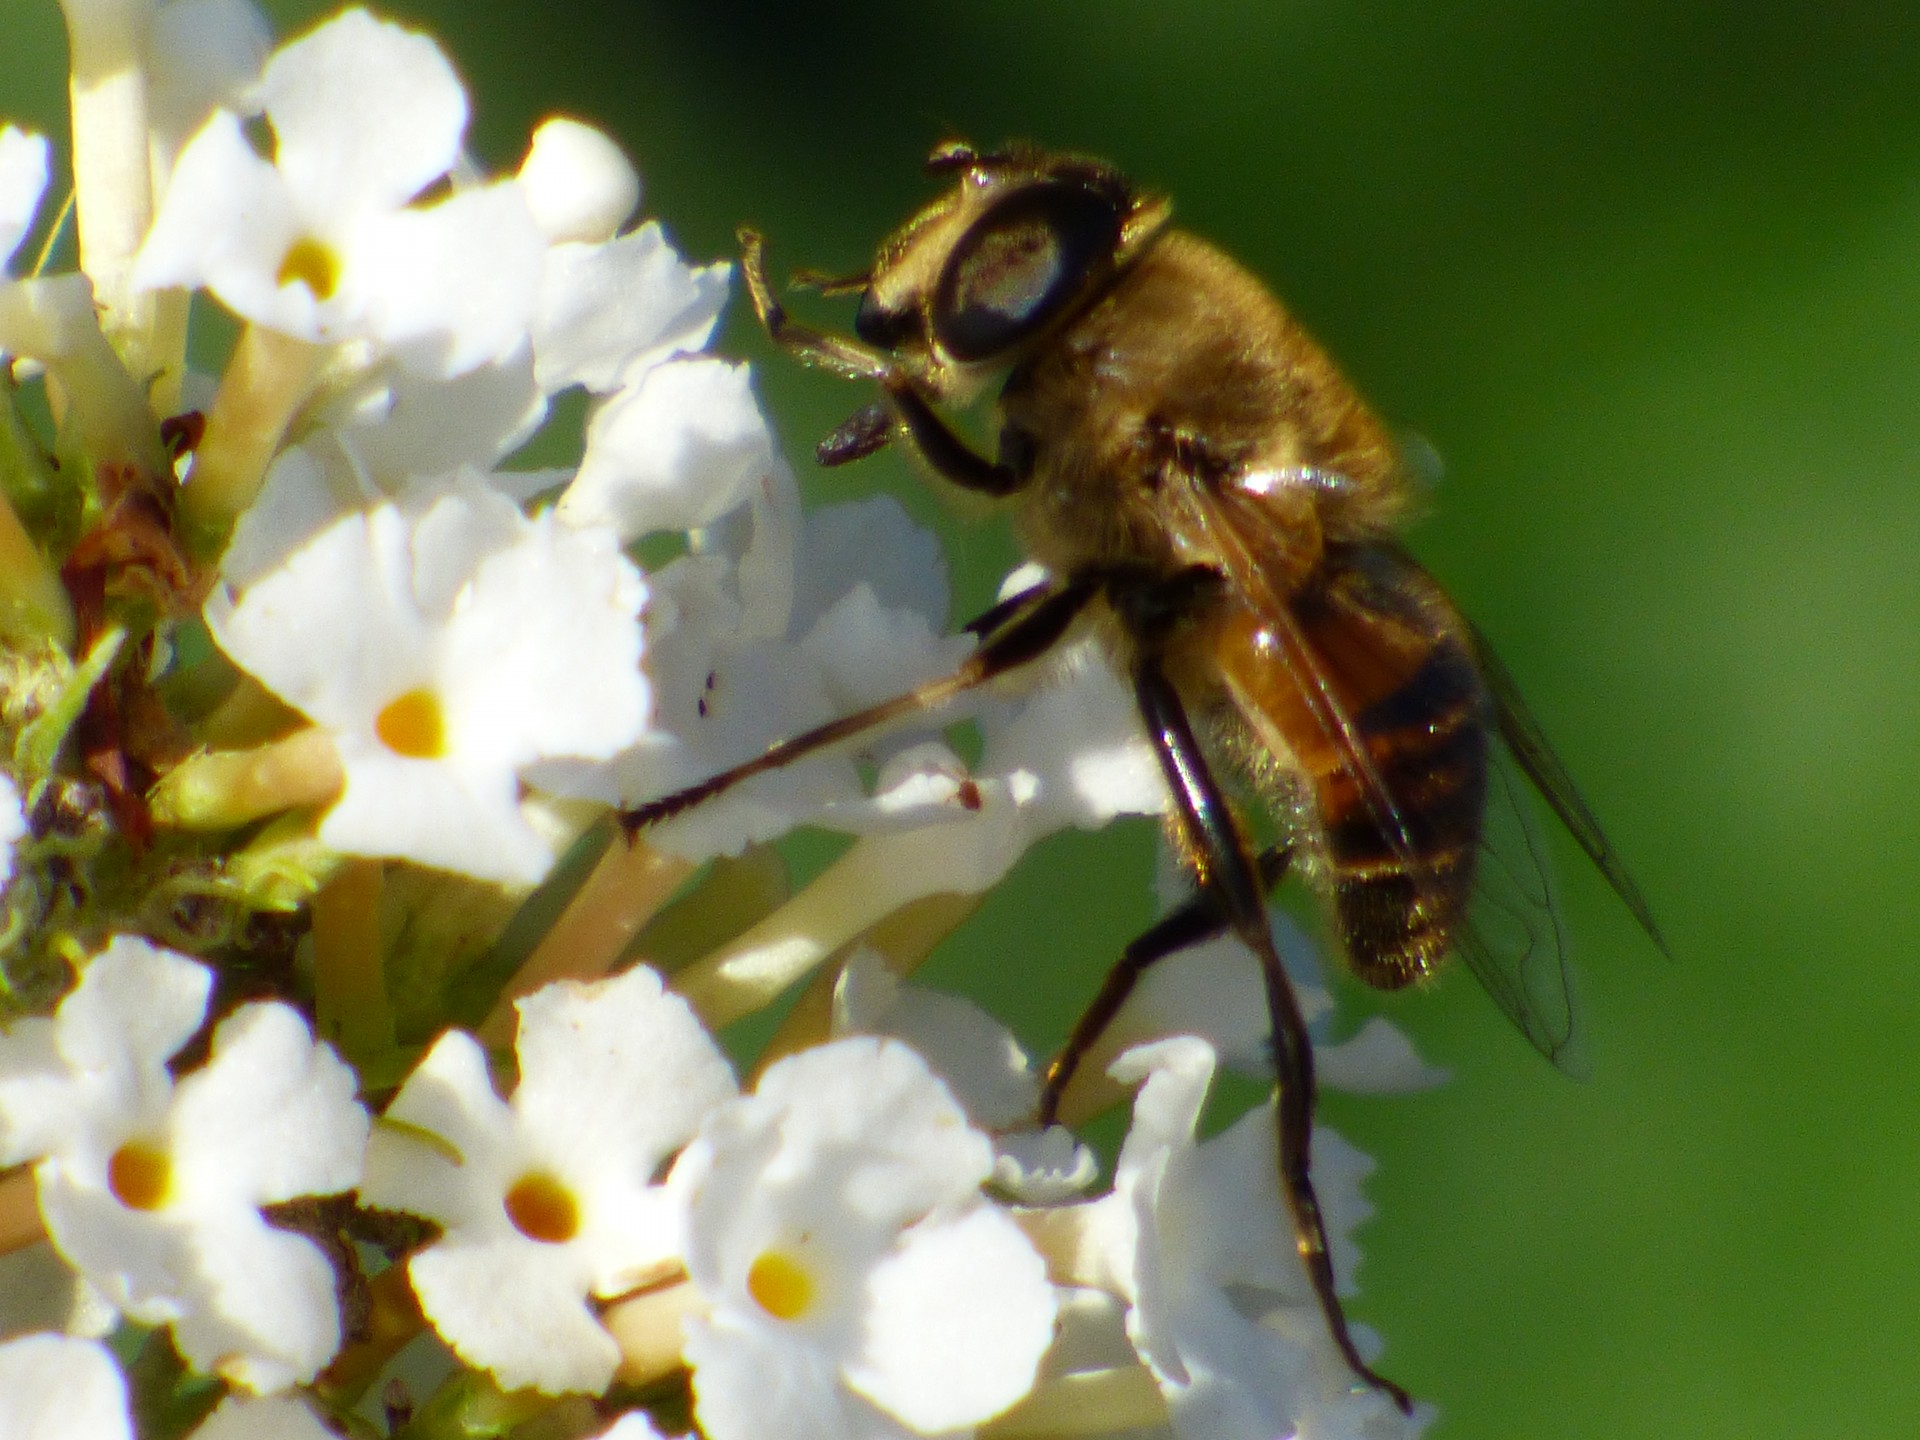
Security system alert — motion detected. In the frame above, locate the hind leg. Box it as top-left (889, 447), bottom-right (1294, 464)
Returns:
top-left (1037, 846), bottom-right (1292, 1125)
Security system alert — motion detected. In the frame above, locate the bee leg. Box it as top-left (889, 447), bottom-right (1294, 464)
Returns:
top-left (619, 574), bottom-right (1103, 833)
top-left (879, 377), bottom-right (1024, 495)
top-left (1037, 845), bottom-right (1292, 1124)
top-left (738, 227), bottom-right (892, 382)
top-left (1132, 655), bottom-right (1415, 1416)
top-left (816, 383), bottom-right (1021, 485)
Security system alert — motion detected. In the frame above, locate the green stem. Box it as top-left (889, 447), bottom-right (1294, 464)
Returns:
top-left (312, 857), bottom-right (396, 1070)
top-left (0, 488), bottom-right (74, 650)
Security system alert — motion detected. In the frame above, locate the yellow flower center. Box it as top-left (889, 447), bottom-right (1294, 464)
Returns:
top-left (375, 688), bottom-right (446, 758)
top-left (746, 1248), bottom-right (816, 1321)
top-left (107, 1140), bottom-right (171, 1210)
top-left (503, 1171), bottom-right (579, 1244)
top-left (277, 235), bottom-right (341, 300)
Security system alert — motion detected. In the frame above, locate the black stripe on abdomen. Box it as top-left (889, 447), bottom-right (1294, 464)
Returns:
top-left (1320, 640), bottom-right (1489, 989)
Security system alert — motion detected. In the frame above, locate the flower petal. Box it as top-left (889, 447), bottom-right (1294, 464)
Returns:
top-left (511, 966), bottom-right (735, 1185)
top-left (172, 1210), bottom-right (344, 1391)
top-left (147, 0), bottom-right (272, 151)
top-left (320, 747), bottom-right (552, 883)
top-left (847, 1205), bottom-right (1056, 1432)
top-left (58, 938), bottom-right (211, 1080)
top-left (409, 1233), bottom-right (619, 1394)
top-left (260, 8), bottom-right (466, 218)
top-left (685, 1317), bottom-right (904, 1440)
top-left (439, 512), bottom-right (648, 764)
top-left (190, 1394), bottom-right (339, 1440)
top-left (0, 1334), bottom-right (130, 1440)
top-left (167, 1003), bottom-right (367, 1207)
top-left (517, 118), bottom-right (640, 244)
top-left (0, 127), bottom-right (49, 272)
top-left (132, 110), bottom-right (301, 311)
top-left (207, 506), bottom-right (435, 732)
top-left (359, 182), bottom-right (546, 377)
top-left (565, 358), bottom-right (773, 538)
top-left (534, 223), bottom-right (727, 395)
top-left (361, 1028), bottom-right (517, 1229)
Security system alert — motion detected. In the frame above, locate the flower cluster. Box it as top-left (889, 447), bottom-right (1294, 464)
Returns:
top-left (0, 5), bottom-right (1439, 1440)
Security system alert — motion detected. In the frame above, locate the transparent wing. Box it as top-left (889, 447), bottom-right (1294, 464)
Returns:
top-left (1456, 744), bottom-right (1584, 1075)
top-left (1469, 621), bottom-right (1670, 959)
top-left (1454, 624), bottom-right (1669, 1075)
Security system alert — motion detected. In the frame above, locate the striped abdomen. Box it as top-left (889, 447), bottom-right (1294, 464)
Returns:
top-left (1215, 542), bottom-right (1490, 988)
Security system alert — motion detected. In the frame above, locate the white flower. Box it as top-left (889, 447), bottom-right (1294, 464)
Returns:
top-left (0, 938), bottom-right (369, 1392)
top-left (674, 1036), bottom-right (1057, 1440)
top-left (1062, 1038), bottom-right (1425, 1440)
top-left (146, 0), bottom-right (273, 160)
top-left (217, 115), bottom-right (739, 583)
top-left (831, 949), bottom-right (1040, 1131)
top-left (517, 117), bottom-right (640, 246)
top-left (186, 1393), bottom-right (344, 1440)
top-left (534, 219), bottom-right (729, 405)
top-left (359, 965), bottom-right (736, 1395)
top-left (133, 7), bottom-right (546, 376)
top-left (206, 487), bottom-right (649, 884)
top-left (0, 1334), bottom-right (130, 1440)
top-left (564, 492), bottom-right (975, 861)
top-left (565, 357), bottom-right (773, 538)
top-left (216, 442), bottom-right (376, 588)
top-left (0, 127), bottom-right (49, 273)
top-left (830, 953), bottom-right (1100, 1204)
top-left (327, 356), bottom-right (551, 496)
top-left (590, 1414), bottom-right (682, 1440)
top-left (0, 770), bottom-right (25, 891)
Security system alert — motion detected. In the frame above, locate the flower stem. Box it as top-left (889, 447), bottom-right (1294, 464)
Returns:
top-left (606, 1277), bottom-right (706, 1386)
top-left (476, 837), bottom-right (693, 1048)
top-left (676, 805), bottom-right (1022, 1028)
top-left (753, 891), bottom-right (980, 1074)
top-left (0, 274), bottom-right (164, 479)
top-left (180, 324), bottom-right (322, 556)
top-left (59, 0), bottom-right (158, 372)
top-left (313, 1260), bottom-right (424, 1408)
top-left (0, 490), bottom-right (75, 650)
top-left (0, 1168), bottom-right (44, 1257)
top-left (312, 858), bottom-right (395, 1068)
top-left (148, 725), bottom-right (344, 829)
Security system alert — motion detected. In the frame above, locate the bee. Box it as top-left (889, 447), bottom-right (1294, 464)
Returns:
top-left (622, 139), bottom-right (1664, 1411)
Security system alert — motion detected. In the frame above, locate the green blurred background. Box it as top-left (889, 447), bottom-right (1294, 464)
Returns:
top-left (12, 2), bottom-right (1920, 1435)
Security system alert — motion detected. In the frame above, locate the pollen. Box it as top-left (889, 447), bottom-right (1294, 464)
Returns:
top-left (375, 688), bottom-right (446, 758)
top-left (503, 1170), bottom-right (579, 1244)
top-left (277, 236), bottom-right (341, 300)
top-left (107, 1140), bottom-right (172, 1211)
top-left (746, 1248), bottom-right (816, 1321)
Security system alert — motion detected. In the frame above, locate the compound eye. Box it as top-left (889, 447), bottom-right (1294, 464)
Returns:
top-left (933, 181), bottom-right (1123, 363)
